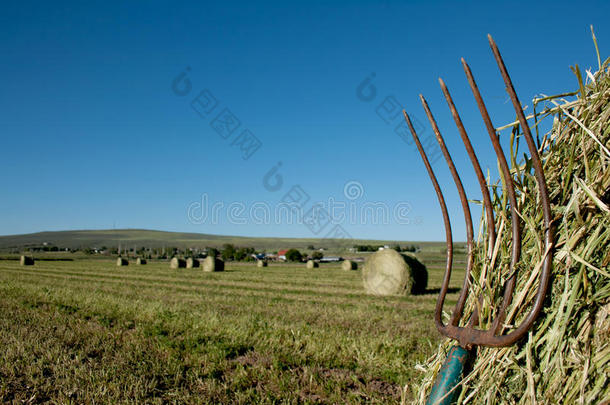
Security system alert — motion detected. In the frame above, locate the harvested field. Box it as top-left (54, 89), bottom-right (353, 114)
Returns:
top-left (0, 251), bottom-right (465, 404)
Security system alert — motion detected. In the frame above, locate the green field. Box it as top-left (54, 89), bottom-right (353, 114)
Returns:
top-left (0, 252), bottom-right (465, 404)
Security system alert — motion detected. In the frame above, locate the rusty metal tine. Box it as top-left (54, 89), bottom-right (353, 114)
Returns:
top-left (487, 35), bottom-right (554, 344)
top-left (419, 94), bottom-right (474, 327)
top-left (439, 78), bottom-right (497, 328)
top-left (460, 57), bottom-right (522, 334)
top-left (439, 78), bottom-right (496, 247)
top-left (402, 110), bottom-right (453, 330)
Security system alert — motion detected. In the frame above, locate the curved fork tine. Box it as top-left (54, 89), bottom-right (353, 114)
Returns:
top-left (439, 78), bottom-right (497, 329)
top-left (488, 35), bottom-right (554, 343)
top-left (402, 110), bottom-right (453, 331)
top-left (419, 94), bottom-right (474, 327)
top-left (439, 78), bottom-right (497, 248)
top-left (461, 57), bottom-right (522, 334)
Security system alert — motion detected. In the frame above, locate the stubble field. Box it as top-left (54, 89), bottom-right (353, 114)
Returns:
top-left (0, 250), bottom-right (465, 404)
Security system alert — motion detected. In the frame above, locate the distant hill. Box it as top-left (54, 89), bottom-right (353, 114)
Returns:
top-left (0, 229), bottom-right (447, 252)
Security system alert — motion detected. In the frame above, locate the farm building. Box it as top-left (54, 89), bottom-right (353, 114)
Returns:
top-left (277, 249), bottom-right (288, 261)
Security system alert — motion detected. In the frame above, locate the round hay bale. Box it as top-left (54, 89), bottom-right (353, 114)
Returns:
top-left (186, 258), bottom-right (200, 268)
top-left (170, 257), bottom-right (186, 269)
top-left (362, 249), bottom-right (427, 296)
top-left (342, 260), bottom-right (357, 271)
top-left (257, 260), bottom-right (267, 267)
top-left (116, 257), bottom-right (129, 266)
top-left (203, 256), bottom-right (224, 272)
top-left (136, 258), bottom-right (147, 265)
top-left (306, 260), bottom-right (319, 269)
top-left (20, 256), bottom-right (34, 266)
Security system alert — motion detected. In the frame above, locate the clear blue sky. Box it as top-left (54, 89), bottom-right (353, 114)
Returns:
top-left (1, 0), bottom-right (607, 241)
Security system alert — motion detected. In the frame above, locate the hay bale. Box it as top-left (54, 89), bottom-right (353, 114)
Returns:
top-left (362, 249), bottom-right (427, 295)
top-left (136, 258), bottom-right (147, 265)
top-left (20, 256), bottom-right (34, 266)
top-left (257, 260), bottom-right (267, 267)
top-left (116, 257), bottom-right (128, 266)
top-left (203, 256), bottom-right (224, 272)
top-left (341, 259), bottom-right (358, 271)
top-left (170, 257), bottom-right (186, 269)
top-left (186, 258), bottom-right (200, 268)
top-left (306, 260), bottom-right (319, 268)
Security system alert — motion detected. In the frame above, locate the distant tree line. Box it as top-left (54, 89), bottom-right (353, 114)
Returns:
top-left (23, 245), bottom-right (70, 252)
top-left (353, 245), bottom-right (380, 252)
top-left (219, 244), bottom-right (256, 261)
top-left (311, 251), bottom-right (323, 260)
top-left (395, 244), bottom-right (418, 252)
top-left (14, 243), bottom-right (339, 262)
top-left (285, 249), bottom-right (302, 262)
top-left (353, 244), bottom-right (418, 252)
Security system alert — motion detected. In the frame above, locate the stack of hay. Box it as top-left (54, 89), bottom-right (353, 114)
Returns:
top-left (203, 256), bottom-right (224, 272)
top-left (306, 260), bottom-right (319, 269)
top-left (170, 257), bottom-right (186, 269)
top-left (116, 257), bottom-right (128, 266)
top-left (341, 259), bottom-right (358, 271)
top-left (415, 50), bottom-right (610, 404)
top-left (362, 249), bottom-right (427, 295)
top-left (257, 260), bottom-right (268, 267)
top-left (136, 258), bottom-right (147, 265)
top-left (20, 256), bottom-right (34, 266)
top-left (186, 258), bottom-right (200, 268)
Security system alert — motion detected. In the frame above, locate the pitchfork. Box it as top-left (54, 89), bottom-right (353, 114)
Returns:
top-left (402, 35), bottom-right (555, 405)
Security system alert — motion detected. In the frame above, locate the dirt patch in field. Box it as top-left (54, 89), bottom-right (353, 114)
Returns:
top-left (232, 351), bottom-right (273, 368)
top-left (311, 366), bottom-right (401, 398)
top-left (229, 351), bottom-right (401, 403)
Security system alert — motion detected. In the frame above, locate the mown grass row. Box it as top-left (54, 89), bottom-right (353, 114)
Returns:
top-left (0, 255), bottom-right (464, 404)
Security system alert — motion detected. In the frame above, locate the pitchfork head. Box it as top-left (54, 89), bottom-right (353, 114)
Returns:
top-left (403, 35), bottom-right (554, 349)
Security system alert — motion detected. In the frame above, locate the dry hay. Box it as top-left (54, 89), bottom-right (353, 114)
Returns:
top-left (341, 259), bottom-right (358, 271)
top-left (306, 260), bottom-right (319, 269)
top-left (203, 256), bottom-right (224, 272)
top-left (257, 260), bottom-right (268, 267)
top-left (136, 258), bottom-right (147, 265)
top-left (362, 249), bottom-right (427, 296)
top-left (20, 256), bottom-right (34, 266)
top-left (170, 257), bottom-right (186, 269)
top-left (116, 257), bottom-right (128, 266)
top-left (415, 40), bottom-right (610, 404)
top-left (186, 258), bottom-right (200, 268)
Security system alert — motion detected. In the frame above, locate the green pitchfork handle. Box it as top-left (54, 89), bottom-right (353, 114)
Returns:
top-left (425, 346), bottom-right (471, 405)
